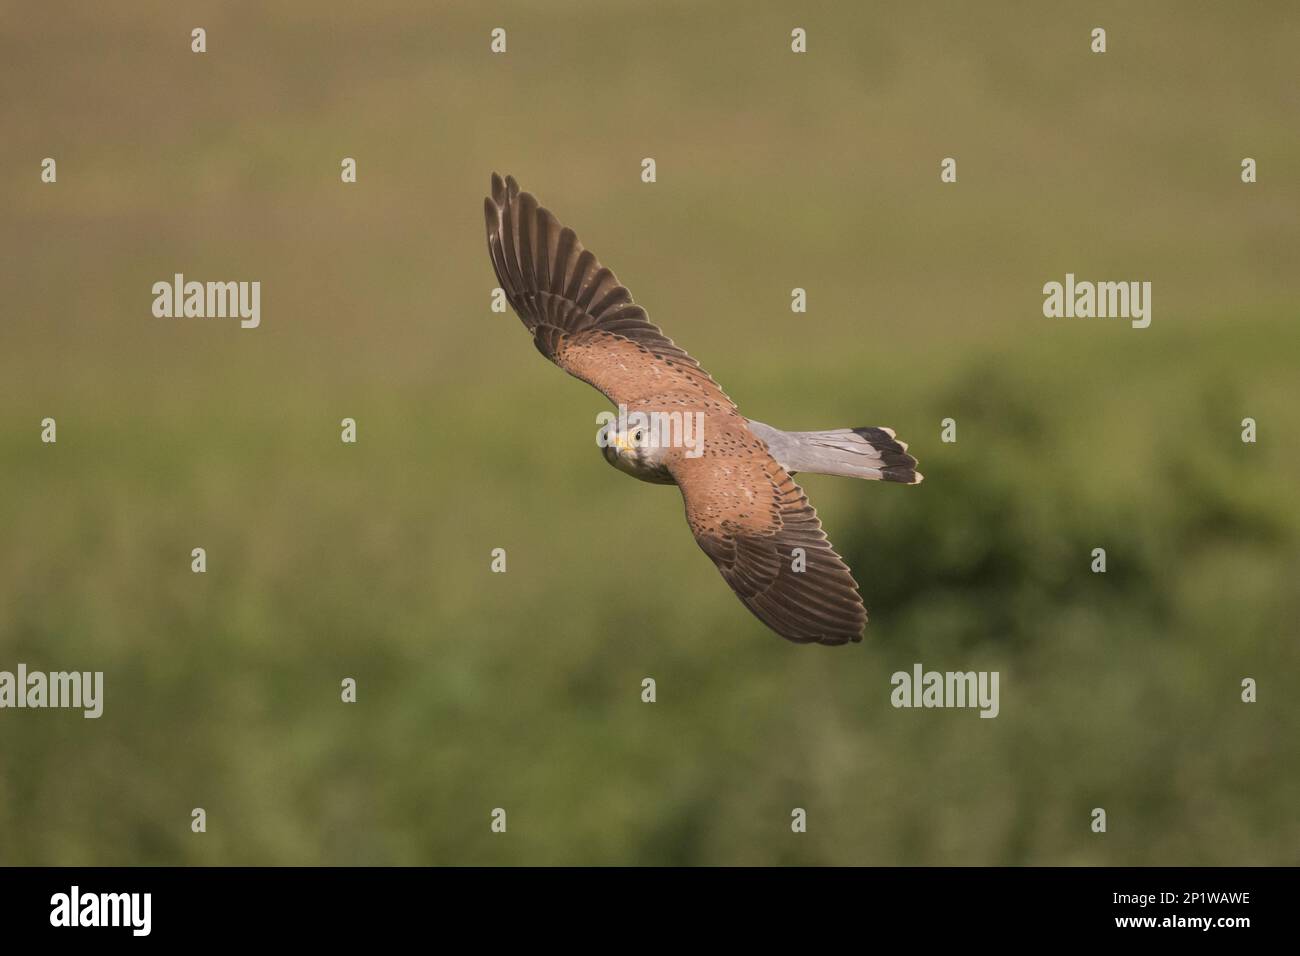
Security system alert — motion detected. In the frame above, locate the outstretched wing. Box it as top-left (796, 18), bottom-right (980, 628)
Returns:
top-left (672, 449), bottom-right (868, 645)
top-left (484, 172), bottom-right (733, 409)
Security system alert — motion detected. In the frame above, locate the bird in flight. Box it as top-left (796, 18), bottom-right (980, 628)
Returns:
top-left (484, 174), bottom-right (921, 645)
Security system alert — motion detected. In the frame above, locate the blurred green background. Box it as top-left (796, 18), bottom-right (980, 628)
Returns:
top-left (1, 1), bottom-right (1297, 865)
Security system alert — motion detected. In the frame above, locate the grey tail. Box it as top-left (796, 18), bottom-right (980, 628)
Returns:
top-left (747, 421), bottom-right (923, 484)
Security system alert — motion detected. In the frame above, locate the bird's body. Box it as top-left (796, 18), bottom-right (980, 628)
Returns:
top-left (484, 173), bottom-right (921, 645)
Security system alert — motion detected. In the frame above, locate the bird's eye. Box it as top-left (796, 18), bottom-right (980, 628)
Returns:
top-left (633, 429), bottom-right (644, 445)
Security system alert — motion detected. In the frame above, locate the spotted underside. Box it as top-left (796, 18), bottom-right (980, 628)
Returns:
top-left (484, 172), bottom-right (867, 644)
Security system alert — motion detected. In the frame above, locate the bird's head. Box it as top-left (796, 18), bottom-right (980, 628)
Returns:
top-left (600, 425), bottom-right (674, 484)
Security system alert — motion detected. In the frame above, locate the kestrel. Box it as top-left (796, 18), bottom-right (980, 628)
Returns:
top-left (484, 174), bottom-right (921, 645)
